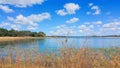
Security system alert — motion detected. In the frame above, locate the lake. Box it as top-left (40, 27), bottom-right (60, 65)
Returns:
top-left (0, 37), bottom-right (120, 53)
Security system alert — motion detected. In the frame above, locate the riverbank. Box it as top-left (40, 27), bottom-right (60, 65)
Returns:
top-left (0, 37), bottom-right (45, 42)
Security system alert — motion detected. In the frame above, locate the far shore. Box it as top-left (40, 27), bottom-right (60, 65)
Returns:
top-left (0, 36), bottom-right (120, 42)
top-left (0, 37), bottom-right (45, 42)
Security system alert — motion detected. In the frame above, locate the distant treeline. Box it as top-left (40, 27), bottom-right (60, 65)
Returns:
top-left (0, 28), bottom-right (46, 37)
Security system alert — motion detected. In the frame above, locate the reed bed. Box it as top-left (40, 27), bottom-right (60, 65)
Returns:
top-left (0, 37), bottom-right (44, 42)
top-left (0, 38), bottom-right (120, 68)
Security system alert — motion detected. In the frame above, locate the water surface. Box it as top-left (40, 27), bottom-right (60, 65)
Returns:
top-left (0, 37), bottom-right (120, 53)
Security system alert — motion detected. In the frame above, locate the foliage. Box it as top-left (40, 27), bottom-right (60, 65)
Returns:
top-left (0, 28), bottom-right (46, 37)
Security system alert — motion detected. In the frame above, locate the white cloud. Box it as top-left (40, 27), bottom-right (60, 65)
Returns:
top-left (11, 24), bottom-right (21, 30)
top-left (8, 12), bottom-right (51, 26)
top-left (81, 21), bottom-right (102, 32)
top-left (94, 21), bottom-right (102, 25)
top-left (98, 20), bottom-right (120, 35)
top-left (0, 12), bottom-right (50, 31)
top-left (103, 21), bottom-right (120, 28)
top-left (56, 24), bottom-right (66, 29)
top-left (91, 6), bottom-right (101, 15)
top-left (0, 22), bottom-right (21, 30)
top-left (84, 22), bottom-right (90, 25)
top-left (78, 25), bottom-right (94, 30)
top-left (0, 0), bottom-right (44, 8)
top-left (56, 9), bottom-right (67, 16)
top-left (89, 25), bottom-right (94, 28)
top-left (89, 3), bottom-right (93, 7)
top-left (0, 5), bottom-right (14, 13)
top-left (50, 25), bottom-right (76, 36)
top-left (66, 17), bottom-right (79, 24)
top-left (27, 26), bottom-right (37, 30)
top-left (87, 3), bottom-right (101, 15)
top-left (86, 12), bottom-right (91, 15)
top-left (84, 21), bottom-right (102, 25)
top-left (56, 3), bottom-right (80, 16)
top-left (64, 3), bottom-right (80, 14)
top-left (50, 18), bottom-right (120, 36)
top-left (0, 22), bottom-right (11, 27)
top-left (78, 25), bottom-right (95, 35)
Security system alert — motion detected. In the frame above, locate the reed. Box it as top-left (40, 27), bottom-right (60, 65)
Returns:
top-left (0, 37), bottom-right (45, 42)
top-left (0, 38), bottom-right (120, 68)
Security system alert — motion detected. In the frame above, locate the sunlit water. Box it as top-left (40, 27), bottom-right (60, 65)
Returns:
top-left (0, 37), bottom-right (120, 54)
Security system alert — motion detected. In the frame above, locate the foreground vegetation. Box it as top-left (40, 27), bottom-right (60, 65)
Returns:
top-left (0, 37), bottom-right (120, 68)
top-left (0, 45), bottom-right (120, 68)
top-left (0, 28), bottom-right (46, 37)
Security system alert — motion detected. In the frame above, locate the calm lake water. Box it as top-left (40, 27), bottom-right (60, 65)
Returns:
top-left (0, 37), bottom-right (120, 53)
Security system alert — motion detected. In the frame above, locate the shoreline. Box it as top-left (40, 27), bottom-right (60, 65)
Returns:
top-left (0, 36), bottom-right (120, 42)
top-left (0, 37), bottom-right (45, 42)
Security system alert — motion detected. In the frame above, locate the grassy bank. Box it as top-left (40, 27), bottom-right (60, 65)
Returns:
top-left (0, 37), bottom-right (45, 42)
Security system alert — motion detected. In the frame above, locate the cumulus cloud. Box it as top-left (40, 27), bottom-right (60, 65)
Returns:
top-left (50, 25), bottom-right (76, 36)
top-left (78, 25), bottom-right (94, 32)
top-left (56, 9), bottom-right (67, 16)
top-left (50, 24), bottom-right (96, 36)
top-left (86, 12), bottom-right (91, 15)
top-left (78, 25), bottom-right (97, 36)
top-left (103, 21), bottom-right (120, 29)
top-left (0, 0), bottom-right (44, 8)
top-left (87, 3), bottom-right (101, 15)
top-left (84, 22), bottom-right (90, 25)
top-left (66, 17), bottom-right (79, 24)
top-left (94, 21), bottom-right (102, 25)
top-left (0, 12), bottom-right (50, 30)
top-left (99, 21), bottom-right (120, 35)
top-left (0, 5), bottom-right (14, 13)
top-left (84, 21), bottom-right (102, 25)
top-left (89, 3), bottom-right (93, 7)
top-left (0, 22), bottom-right (11, 27)
top-left (27, 26), bottom-right (37, 30)
top-left (98, 20), bottom-right (120, 35)
top-left (91, 6), bottom-right (101, 15)
top-left (64, 3), bottom-right (80, 14)
top-left (49, 18), bottom-right (120, 36)
top-left (0, 22), bottom-right (21, 30)
top-left (56, 3), bottom-right (80, 16)
top-left (8, 12), bottom-right (51, 26)
top-left (10, 24), bottom-right (21, 30)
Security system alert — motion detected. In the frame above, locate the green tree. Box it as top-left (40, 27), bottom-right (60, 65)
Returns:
top-left (8, 29), bottom-right (18, 36)
top-left (0, 28), bottom-right (46, 37)
top-left (0, 28), bottom-right (8, 36)
top-left (38, 32), bottom-right (46, 37)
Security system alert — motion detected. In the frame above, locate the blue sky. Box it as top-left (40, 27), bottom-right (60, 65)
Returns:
top-left (0, 0), bottom-right (120, 36)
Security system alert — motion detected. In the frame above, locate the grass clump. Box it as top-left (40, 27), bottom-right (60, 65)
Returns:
top-left (0, 39), bottom-right (120, 68)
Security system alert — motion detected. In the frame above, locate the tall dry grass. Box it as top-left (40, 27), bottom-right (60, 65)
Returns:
top-left (0, 38), bottom-right (120, 68)
top-left (0, 37), bottom-right (44, 42)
